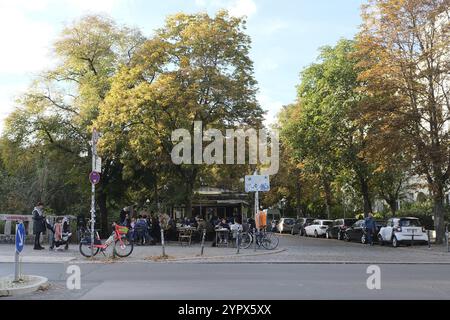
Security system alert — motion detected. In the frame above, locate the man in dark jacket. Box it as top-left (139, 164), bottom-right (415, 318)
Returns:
top-left (32, 202), bottom-right (46, 250)
top-left (364, 213), bottom-right (377, 246)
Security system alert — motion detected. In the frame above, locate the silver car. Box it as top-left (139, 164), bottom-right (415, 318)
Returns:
top-left (277, 218), bottom-right (296, 234)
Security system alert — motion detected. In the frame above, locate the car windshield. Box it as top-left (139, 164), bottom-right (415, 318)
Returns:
top-left (323, 221), bottom-right (333, 226)
top-left (400, 219), bottom-right (421, 227)
top-left (284, 219), bottom-right (295, 225)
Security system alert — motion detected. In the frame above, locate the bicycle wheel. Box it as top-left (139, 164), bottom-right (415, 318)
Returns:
top-left (261, 233), bottom-right (280, 250)
top-left (79, 242), bottom-right (100, 258)
top-left (114, 237), bottom-right (134, 257)
top-left (240, 232), bottom-right (253, 249)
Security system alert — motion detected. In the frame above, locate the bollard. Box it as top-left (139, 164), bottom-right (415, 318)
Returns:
top-left (411, 229), bottom-right (414, 247)
top-left (427, 230), bottom-right (431, 249)
top-left (200, 229), bottom-right (206, 256)
top-left (254, 228), bottom-right (257, 252)
top-left (161, 229), bottom-right (166, 257)
top-left (446, 225), bottom-right (449, 253)
top-left (236, 229), bottom-right (241, 255)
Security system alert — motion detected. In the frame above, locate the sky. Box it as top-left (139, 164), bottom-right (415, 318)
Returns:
top-left (0, 0), bottom-right (366, 133)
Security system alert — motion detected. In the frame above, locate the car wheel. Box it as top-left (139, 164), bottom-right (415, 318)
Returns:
top-left (344, 232), bottom-right (350, 242)
top-left (392, 236), bottom-right (399, 248)
top-left (314, 230), bottom-right (319, 238)
top-left (378, 235), bottom-right (385, 246)
top-left (361, 234), bottom-right (367, 245)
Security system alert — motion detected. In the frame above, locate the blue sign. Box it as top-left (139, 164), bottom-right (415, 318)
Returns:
top-left (15, 223), bottom-right (25, 253)
top-left (89, 171), bottom-right (101, 185)
top-left (245, 175), bottom-right (271, 192)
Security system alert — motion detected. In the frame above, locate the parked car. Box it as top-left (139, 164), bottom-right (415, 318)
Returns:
top-left (344, 220), bottom-right (384, 244)
top-left (326, 219), bottom-right (358, 240)
top-left (277, 218), bottom-right (296, 233)
top-left (291, 218), bottom-right (315, 235)
top-left (378, 217), bottom-right (429, 247)
top-left (269, 220), bottom-right (279, 232)
top-left (304, 220), bottom-right (334, 238)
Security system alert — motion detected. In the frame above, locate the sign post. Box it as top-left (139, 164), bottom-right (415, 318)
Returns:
top-left (14, 222), bottom-right (25, 282)
top-left (245, 172), bottom-right (270, 251)
top-left (90, 128), bottom-right (101, 258)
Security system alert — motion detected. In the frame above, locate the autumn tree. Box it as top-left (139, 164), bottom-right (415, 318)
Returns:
top-left (2, 15), bottom-right (144, 235)
top-left (96, 11), bottom-right (264, 217)
top-left (280, 40), bottom-right (378, 218)
top-left (357, 0), bottom-right (450, 242)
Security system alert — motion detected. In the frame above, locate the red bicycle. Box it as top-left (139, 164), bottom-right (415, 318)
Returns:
top-left (79, 223), bottom-right (134, 258)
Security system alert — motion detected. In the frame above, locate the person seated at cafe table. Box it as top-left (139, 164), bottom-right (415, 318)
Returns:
top-left (182, 217), bottom-right (191, 227)
top-left (215, 218), bottom-right (231, 245)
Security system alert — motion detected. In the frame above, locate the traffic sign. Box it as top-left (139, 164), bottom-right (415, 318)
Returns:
top-left (15, 223), bottom-right (25, 253)
top-left (94, 157), bottom-right (102, 173)
top-left (89, 171), bottom-right (101, 185)
top-left (245, 175), bottom-right (270, 192)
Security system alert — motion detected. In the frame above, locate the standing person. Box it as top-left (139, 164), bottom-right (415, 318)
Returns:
top-left (119, 208), bottom-right (128, 225)
top-left (151, 215), bottom-right (161, 243)
top-left (364, 213), bottom-right (377, 246)
top-left (32, 202), bottom-right (46, 250)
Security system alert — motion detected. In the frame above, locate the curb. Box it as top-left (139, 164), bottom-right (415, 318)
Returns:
top-left (181, 261), bottom-right (450, 265)
top-left (0, 275), bottom-right (49, 297)
top-left (66, 248), bottom-right (287, 264)
top-left (162, 248), bottom-right (287, 262)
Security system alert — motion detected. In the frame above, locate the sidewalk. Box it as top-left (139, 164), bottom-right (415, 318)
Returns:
top-left (1, 236), bottom-right (449, 264)
top-left (0, 242), bottom-right (284, 264)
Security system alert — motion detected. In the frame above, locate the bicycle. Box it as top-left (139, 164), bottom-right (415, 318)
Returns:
top-left (239, 228), bottom-right (279, 250)
top-left (79, 223), bottom-right (134, 258)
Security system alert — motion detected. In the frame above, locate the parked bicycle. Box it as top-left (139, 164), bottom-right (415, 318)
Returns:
top-left (79, 223), bottom-right (134, 258)
top-left (239, 229), bottom-right (279, 250)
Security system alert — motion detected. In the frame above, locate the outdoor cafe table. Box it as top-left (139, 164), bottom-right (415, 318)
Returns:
top-left (177, 227), bottom-right (197, 246)
top-left (215, 228), bottom-right (230, 247)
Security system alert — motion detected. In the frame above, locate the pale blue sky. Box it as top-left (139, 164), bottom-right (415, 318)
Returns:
top-left (0, 0), bottom-right (365, 131)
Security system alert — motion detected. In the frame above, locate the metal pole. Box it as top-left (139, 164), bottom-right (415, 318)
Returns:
top-left (90, 185), bottom-right (96, 257)
top-left (254, 228), bottom-right (257, 252)
top-left (90, 130), bottom-right (97, 258)
top-left (236, 229), bottom-right (241, 255)
top-left (201, 229), bottom-right (206, 256)
top-left (411, 229), bottom-right (414, 247)
top-left (428, 230), bottom-right (431, 249)
top-left (14, 224), bottom-right (19, 282)
top-left (161, 228), bottom-right (166, 257)
top-left (446, 225), bottom-right (449, 253)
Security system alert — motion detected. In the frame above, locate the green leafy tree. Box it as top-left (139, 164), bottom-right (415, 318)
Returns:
top-left (96, 11), bottom-right (264, 217)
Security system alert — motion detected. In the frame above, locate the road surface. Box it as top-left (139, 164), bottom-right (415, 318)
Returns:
top-left (1, 262), bottom-right (450, 300)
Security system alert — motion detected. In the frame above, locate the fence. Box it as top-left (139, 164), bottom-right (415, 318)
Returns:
top-left (0, 214), bottom-right (76, 245)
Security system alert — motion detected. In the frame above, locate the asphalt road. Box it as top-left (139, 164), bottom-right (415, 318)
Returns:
top-left (1, 262), bottom-right (450, 300)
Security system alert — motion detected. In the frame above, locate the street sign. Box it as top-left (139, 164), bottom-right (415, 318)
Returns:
top-left (94, 157), bottom-right (102, 173)
top-left (245, 175), bottom-right (270, 192)
top-left (15, 223), bottom-right (25, 253)
top-left (89, 171), bottom-right (101, 185)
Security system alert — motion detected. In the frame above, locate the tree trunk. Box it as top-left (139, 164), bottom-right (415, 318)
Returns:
top-left (360, 177), bottom-right (372, 217)
top-left (385, 197), bottom-right (397, 216)
top-left (98, 191), bottom-right (109, 238)
top-left (323, 178), bottom-right (333, 220)
top-left (185, 179), bottom-right (195, 218)
top-left (433, 185), bottom-right (446, 244)
top-left (295, 177), bottom-right (303, 218)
